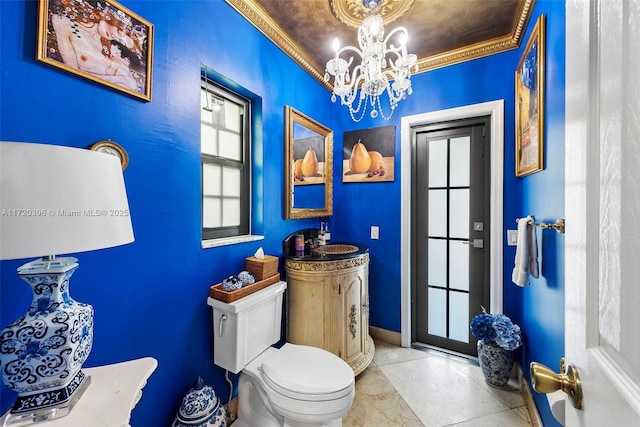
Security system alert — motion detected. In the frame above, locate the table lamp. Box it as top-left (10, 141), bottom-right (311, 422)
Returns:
top-left (0, 141), bottom-right (134, 424)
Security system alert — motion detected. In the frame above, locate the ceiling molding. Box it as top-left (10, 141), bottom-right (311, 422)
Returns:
top-left (225, 0), bottom-right (333, 91)
top-left (225, 0), bottom-right (535, 92)
top-left (329, 0), bottom-right (415, 29)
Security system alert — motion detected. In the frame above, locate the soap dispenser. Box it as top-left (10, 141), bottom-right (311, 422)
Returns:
top-left (324, 223), bottom-right (331, 244)
top-left (317, 222), bottom-right (326, 246)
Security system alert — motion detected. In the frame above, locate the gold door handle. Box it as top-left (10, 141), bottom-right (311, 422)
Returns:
top-left (530, 358), bottom-right (583, 409)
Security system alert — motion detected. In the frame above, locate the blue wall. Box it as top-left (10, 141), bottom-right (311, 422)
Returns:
top-left (0, 1), bottom-right (565, 425)
top-left (515, 2), bottom-right (566, 426)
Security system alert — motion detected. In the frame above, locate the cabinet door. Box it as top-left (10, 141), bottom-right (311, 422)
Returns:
top-left (287, 270), bottom-right (332, 350)
top-left (336, 268), bottom-right (367, 365)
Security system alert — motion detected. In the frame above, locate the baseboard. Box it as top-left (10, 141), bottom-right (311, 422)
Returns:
top-left (369, 326), bottom-right (402, 346)
top-left (521, 375), bottom-right (544, 427)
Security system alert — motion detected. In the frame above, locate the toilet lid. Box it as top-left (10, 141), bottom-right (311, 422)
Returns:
top-left (261, 343), bottom-right (354, 398)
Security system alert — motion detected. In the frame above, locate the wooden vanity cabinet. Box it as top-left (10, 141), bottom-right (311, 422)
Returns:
top-left (284, 253), bottom-right (375, 375)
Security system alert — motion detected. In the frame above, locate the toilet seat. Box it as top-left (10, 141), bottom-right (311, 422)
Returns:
top-left (261, 343), bottom-right (354, 401)
top-left (241, 343), bottom-right (355, 422)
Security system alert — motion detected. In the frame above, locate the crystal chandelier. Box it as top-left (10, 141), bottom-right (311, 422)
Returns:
top-left (324, 0), bottom-right (418, 122)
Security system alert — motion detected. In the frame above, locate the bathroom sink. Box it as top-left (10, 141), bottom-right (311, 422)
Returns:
top-left (313, 244), bottom-right (359, 255)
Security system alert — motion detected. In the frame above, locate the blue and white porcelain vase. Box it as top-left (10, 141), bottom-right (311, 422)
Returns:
top-left (0, 258), bottom-right (93, 414)
top-left (477, 340), bottom-right (515, 388)
top-left (172, 377), bottom-right (226, 427)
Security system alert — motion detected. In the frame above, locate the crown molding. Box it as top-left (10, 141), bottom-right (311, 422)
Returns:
top-left (225, 0), bottom-right (535, 91)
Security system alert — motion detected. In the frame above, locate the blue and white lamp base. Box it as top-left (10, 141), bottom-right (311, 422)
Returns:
top-left (0, 257), bottom-right (93, 425)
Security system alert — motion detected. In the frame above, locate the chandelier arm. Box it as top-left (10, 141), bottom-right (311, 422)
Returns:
top-left (383, 26), bottom-right (409, 46)
top-left (385, 46), bottom-right (405, 62)
top-left (336, 45), bottom-right (363, 59)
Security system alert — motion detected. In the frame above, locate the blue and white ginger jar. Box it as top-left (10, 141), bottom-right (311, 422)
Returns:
top-left (172, 377), bottom-right (226, 427)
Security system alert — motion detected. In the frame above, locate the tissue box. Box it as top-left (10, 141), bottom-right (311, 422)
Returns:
top-left (245, 255), bottom-right (279, 281)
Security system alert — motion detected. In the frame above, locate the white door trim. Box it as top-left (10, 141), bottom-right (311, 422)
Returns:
top-left (400, 101), bottom-right (504, 347)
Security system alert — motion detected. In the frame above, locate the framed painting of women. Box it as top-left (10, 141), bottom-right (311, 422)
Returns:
top-left (37, 0), bottom-right (154, 101)
top-left (515, 14), bottom-right (545, 177)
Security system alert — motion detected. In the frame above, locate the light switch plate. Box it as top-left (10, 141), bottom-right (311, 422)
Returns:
top-left (371, 226), bottom-right (379, 240)
top-left (507, 230), bottom-right (518, 246)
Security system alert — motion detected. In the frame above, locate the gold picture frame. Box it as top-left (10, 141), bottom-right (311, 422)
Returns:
top-left (90, 140), bottom-right (129, 170)
top-left (37, 0), bottom-right (154, 101)
top-left (515, 14), bottom-right (545, 177)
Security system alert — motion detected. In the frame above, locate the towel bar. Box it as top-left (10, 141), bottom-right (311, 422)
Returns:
top-left (516, 218), bottom-right (565, 234)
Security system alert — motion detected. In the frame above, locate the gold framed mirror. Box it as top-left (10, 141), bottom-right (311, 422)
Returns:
top-left (284, 106), bottom-right (333, 219)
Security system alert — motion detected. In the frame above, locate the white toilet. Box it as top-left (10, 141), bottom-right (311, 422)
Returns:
top-left (207, 281), bottom-right (355, 427)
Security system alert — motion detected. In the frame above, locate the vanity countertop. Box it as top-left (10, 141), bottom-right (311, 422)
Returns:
top-left (282, 242), bottom-right (369, 261)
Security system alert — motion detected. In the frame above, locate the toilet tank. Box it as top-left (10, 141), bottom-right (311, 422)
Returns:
top-left (207, 281), bottom-right (287, 374)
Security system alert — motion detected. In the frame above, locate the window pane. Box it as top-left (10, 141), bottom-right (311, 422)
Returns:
top-left (449, 189), bottom-right (469, 238)
top-left (203, 164), bottom-right (221, 196)
top-left (203, 197), bottom-right (221, 228)
top-left (428, 189), bottom-right (447, 237)
top-left (449, 291), bottom-right (469, 343)
top-left (222, 199), bottom-right (240, 227)
top-left (429, 139), bottom-right (448, 187)
top-left (219, 130), bottom-right (241, 161)
top-left (201, 89), bottom-right (212, 120)
top-left (428, 287), bottom-right (446, 337)
top-left (450, 136), bottom-right (470, 187)
top-left (201, 125), bottom-right (218, 155)
top-left (222, 167), bottom-right (240, 197)
top-left (225, 101), bottom-right (242, 132)
top-left (449, 241), bottom-right (469, 291)
top-left (428, 239), bottom-right (446, 287)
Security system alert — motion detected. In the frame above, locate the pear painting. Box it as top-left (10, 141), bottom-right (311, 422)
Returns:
top-left (343, 126), bottom-right (395, 183)
top-left (349, 141), bottom-right (371, 174)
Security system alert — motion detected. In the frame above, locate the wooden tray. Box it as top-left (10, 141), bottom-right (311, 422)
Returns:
top-left (209, 273), bottom-right (280, 303)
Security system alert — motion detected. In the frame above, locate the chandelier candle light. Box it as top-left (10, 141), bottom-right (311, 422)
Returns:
top-left (324, 0), bottom-right (418, 121)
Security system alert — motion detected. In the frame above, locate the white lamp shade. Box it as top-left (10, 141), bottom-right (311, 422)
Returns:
top-left (0, 141), bottom-right (134, 260)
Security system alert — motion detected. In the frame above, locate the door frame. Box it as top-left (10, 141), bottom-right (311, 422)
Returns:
top-left (400, 101), bottom-right (504, 347)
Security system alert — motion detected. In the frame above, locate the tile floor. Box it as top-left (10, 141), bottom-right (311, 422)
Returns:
top-left (343, 341), bottom-right (533, 427)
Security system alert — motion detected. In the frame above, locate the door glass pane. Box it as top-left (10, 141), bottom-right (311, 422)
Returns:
top-left (449, 189), bottom-right (469, 238)
top-left (450, 136), bottom-right (470, 186)
top-left (429, 139), bottom-right (448, 187)
top-left (449, 241), bottom-right (469, 291)
top-left (428, 287), bottom-right (446, 337)
top-left (428, 189), bottom-right (447, 237)
top-left (449, 291), bottom-right (469, 343)
top-left (428, 239), bottom-right (446, 287)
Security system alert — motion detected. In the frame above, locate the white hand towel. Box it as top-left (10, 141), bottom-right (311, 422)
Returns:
top-left (512, 216), bottom-right (536, 286)
top-left (529, 222), bottom-right (539, 278)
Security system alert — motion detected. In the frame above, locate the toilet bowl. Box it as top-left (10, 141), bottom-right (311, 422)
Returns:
top-left (208, 281), bottom-right (355, 427)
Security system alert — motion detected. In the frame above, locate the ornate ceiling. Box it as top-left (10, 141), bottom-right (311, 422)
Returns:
top-left (225, 0), bottom-right (535, 91)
